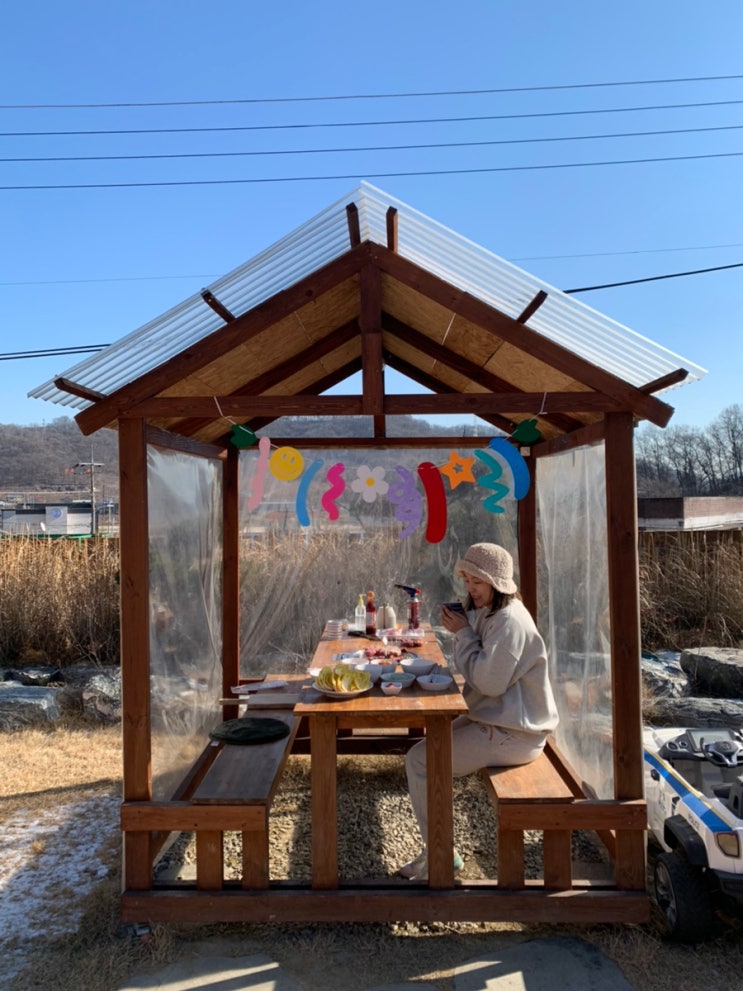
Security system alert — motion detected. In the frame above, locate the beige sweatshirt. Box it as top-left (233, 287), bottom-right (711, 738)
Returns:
top-left (452, 598), bottom-right (559, 735)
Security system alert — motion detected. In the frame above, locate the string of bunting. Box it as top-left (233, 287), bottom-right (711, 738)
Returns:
top-left (216, 397), bottom-right (543, 544)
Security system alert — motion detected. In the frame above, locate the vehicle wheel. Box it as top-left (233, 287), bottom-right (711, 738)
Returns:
top-left (653, 850), bottom-right (717, 943)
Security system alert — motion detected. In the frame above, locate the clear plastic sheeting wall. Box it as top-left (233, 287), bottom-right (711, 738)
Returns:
top-left (238, 445), bottom-right (519, 676)
top-left (536, 443), bottom-right (614, 799)
top-left (148, 446), bottom-right (223, 801)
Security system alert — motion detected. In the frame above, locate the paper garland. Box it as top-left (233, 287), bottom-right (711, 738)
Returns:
top-left (243, 438), bottom-right (530, 543)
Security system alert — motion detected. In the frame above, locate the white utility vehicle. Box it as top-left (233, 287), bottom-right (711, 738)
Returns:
top-left (643, 725), bottom-right (743, 941)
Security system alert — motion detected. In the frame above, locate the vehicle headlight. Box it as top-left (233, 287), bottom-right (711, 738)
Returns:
top-left (715, 832), bottom-right (741, 858)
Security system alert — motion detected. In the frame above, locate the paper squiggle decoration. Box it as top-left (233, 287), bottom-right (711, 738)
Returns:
top-left (321, 462), bottom-right (346, 521)
top-left (247, 435), bottom-right (271, 510)
top-left (488, 437), bottom-right (530, 499)
top-left (387, 466), bottom-right (423, 539)
top-left (417, 461), bottom-right (447, 543)
top-left (296, 458), bottom-right (324, 526)
top-left (474, 449), bottom-right (510, 514)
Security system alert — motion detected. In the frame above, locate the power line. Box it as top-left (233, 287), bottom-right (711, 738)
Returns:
top-left (4, 122), bottom-right (743, 164)
top-left (2, 73), bottom-right (742, 108)
top-left (565, 261), bottom-right (743, 293)
top-left (3, 149), bottom-right (743, 191)
top-left (3, 99), bottom-right (743, 138)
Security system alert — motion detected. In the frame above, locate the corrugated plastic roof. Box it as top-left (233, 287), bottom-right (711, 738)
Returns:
top-left (30, 181), bottom-right (707, 412)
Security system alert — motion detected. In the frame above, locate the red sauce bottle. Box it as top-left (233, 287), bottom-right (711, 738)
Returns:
top-left (365, 590), bottom-right (377, 635)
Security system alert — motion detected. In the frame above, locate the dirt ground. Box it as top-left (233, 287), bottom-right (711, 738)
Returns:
top-left (3, 724), bottom-right (743, 991)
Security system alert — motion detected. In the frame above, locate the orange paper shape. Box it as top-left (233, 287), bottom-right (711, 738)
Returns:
top-left (439, 450), bottom-right (476, 490)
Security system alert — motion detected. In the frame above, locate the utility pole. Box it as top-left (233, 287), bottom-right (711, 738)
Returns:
top-left (69, 448), bottom-right (104, 535)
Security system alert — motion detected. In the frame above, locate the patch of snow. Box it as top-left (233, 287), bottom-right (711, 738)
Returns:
top-left (0, 793), bottom-right (120, 983)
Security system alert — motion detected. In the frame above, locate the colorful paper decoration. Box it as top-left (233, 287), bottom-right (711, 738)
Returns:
top-left (350, 465), bottom-right (389, 503)
top-left (439, 450), bottom-right (477, 490)
top-left (321, 462), bottom-right (346, 521)
top-left (296, 458), bottom-right (323, 526)
top-left (511, 418), bottom-right (542, 444)
top-left (229, 423), bottom-right (258, 448)
top-left (473, 449), bottom-right (510, 514)
top-left (417, 461), bottom-right (447, 543)
top-left (243, 434), bottom-right (531, 539)
top-left (488, 437), bottom-right (530, 499)
top-left (246, 435), bottom-right (271, 510)
top-left (387, 466), bottom-right (423, 539)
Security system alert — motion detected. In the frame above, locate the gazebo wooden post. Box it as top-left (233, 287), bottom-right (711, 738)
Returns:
top-left (604, 411), bottom-right (647, 890)
top-left (118, 417), bottom-right (154, 890)
top-left (222, 445), bottom-right (241, 718)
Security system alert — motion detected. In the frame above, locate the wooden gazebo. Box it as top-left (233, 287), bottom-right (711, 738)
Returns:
top-left (32, 183), bottom-right (705, 926)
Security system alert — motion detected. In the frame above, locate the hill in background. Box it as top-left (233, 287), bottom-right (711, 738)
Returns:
top-left (0, 415), bottom-right (480, 505)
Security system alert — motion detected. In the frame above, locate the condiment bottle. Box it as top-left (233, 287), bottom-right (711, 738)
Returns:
top-left (354, 594), bottom-right (366, 629)
top-left (378, 602), bottom-right (396, 631)
top-left (365, 590), bottom-right (377, 635)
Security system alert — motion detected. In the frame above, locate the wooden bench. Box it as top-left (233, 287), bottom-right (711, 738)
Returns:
top-left (480, 739), bottom-right (580, 889)
top-left (190, 709), bottom-right (299, 890)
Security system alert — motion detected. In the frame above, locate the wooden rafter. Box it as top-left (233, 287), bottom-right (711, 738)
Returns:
top-left (381, 311), bottom-right (583, 434)
top-left (74, 244), bottom-right (373, 436)
top-left (200, 290), bottom-right (235, 323)
top-left (171, 318), bottom-right (360, 437)
top-left (372, 246), bottom-right (675, 428)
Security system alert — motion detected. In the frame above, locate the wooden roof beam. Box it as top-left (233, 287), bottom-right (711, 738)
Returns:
top-left (386, 207), bottom-right (398, 252)
top-left (170, 318), bottom-right (360, 437)
top-left (53, 377), bottom-right (107, 403)
top-left (374, 246), bottom-right (675, 428)
top-left (359, 263), bottom-right (385, 436)
top-left (382, 312), bottom-right (582, 434)
top-left (74, 243), bottom-right (373, 436)
top-left (346, 202), bottom-right (361, 247)
top-left (200, 290), bottom-right (235, 323)
top-left (517, 290), bottom-right (548, 324)
top-left (640, 368), bottom-right (688, 394)
top-left (127, 391), bottom-right (626, 420)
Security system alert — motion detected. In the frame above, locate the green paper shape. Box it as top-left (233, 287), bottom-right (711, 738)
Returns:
top-left (512, 419), bottom-right (542, 444)
top-left (230, 423), bottom-right (258, 448)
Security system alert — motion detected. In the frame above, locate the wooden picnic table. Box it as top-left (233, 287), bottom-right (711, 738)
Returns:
top-left (294, 624), bottom-right (468, 889)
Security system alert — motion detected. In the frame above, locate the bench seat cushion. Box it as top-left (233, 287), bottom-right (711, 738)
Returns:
top-left (209, 716), bottom-right (292, 745)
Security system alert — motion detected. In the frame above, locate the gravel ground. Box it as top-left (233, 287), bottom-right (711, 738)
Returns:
top-left (155, 751), bottom-right (611, 890)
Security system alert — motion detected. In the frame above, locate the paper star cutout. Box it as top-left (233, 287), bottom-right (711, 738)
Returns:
top-left (439, 450), bottom-right (476, 489)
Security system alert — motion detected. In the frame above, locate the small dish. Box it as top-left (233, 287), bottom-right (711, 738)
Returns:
top-left (380, 671), bottom-right (416, 688)
top-left (400, 655), bottom-right (436, 676)
top-left (381, 681), bottom-right (402, 695)
top-left (417, 673), bottom-right (454, 692)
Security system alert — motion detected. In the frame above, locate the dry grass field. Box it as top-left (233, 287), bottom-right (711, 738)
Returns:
top-left (2, 722), bottom-right (743, 991)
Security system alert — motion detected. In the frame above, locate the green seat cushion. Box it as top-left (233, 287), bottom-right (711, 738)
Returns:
top-left (209, 716), bottom-right (291, 745)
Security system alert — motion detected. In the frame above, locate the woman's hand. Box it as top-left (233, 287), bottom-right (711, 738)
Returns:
top-left (441, 604), bottom-right (469, 633)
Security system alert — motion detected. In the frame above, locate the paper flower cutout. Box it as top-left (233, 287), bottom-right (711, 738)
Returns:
top-left (439, 450), bottom-right (476, 490)
top-left (350, 465), bottom-right (389, 503)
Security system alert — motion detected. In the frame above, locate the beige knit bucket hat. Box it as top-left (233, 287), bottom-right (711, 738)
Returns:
top-left (455, 543), bottom-right (517, 594)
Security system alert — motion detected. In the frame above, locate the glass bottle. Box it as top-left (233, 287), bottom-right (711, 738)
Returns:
top-left (365, 590), bottom-right (377, 635)
top-left (354, 594), bottom-right (366, 630)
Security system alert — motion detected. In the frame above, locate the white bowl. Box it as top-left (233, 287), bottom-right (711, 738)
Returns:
top-left (381, 681), bottom-right (402, 695)
top-left (380, 671), bottom-right (416, 688)
top-left (417, 673), bottom-right (454, 692)
top-left (357, 661), bottom-right (385, 683)
top-left (400, 655), bottom-right (436, 676)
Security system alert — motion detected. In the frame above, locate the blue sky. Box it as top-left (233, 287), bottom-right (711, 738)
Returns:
top-left (1, 1), bottom-right (741, 432)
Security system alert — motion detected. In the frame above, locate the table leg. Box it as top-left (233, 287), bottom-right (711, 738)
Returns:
top-left (424, 714), bottom-right (454, 888)
top-left (310, 713), bottom-right (338, 889)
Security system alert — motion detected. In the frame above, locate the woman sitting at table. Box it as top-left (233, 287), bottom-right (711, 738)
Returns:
top-left (398, 542), bottom-right (559, 880)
